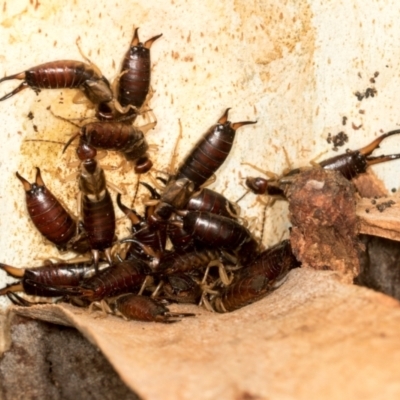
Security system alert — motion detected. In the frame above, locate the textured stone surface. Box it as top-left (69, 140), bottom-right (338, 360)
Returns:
top-left (0, 314), bottom-right (139, 400)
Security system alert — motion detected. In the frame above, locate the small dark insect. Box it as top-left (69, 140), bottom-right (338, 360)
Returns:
top-left (0, 60), bottom-right (112, 105)
top-left (0, 261), bottom-right (95, 297)
top-left (109, 294), bottom-right (195, 323)
top-left (16, 167), bottom-right (77, 250)
top-left (116, 28), bottom-right (162, 118)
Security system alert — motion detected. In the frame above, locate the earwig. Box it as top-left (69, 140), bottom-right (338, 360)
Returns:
top-left (109, 294), bottom-right (195, 323)
top-left (181, 211), bottom-right (259, 264)
top-left (0, 261), bottom-right (96, 297)
top-left (174, 108), bottom-right (257, 189)
top-left (77, 141), bottom-right (116, 268)
top-left (60, 260), bottom-right (152, 302)
top-left (246, 129), bottom-right (400, 198)
top-left (0, 60), bottom-right (112, 105)
top-left (213, 240), bottom-right (300, 312)
top-left (167, 215), bottom-right (195, 251)
top-left (63, 121), bottom-right (153, 174)
top-left (318, 129), bottom-right (400, 179)
top-left (16, 168), bottom-right (77, 250)
top-left (116, 28), bottom-right (162, 117)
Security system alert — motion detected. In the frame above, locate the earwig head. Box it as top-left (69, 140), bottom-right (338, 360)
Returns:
top-left (245, 177), bottom-right (269, 194)
top-left (134, 157), bottom-right (153, 174)
top-left (76, 140), bottom-right (97, 161)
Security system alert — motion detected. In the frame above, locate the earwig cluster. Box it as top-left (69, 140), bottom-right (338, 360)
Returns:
top-left (1, 27), bottom-right (399, 323)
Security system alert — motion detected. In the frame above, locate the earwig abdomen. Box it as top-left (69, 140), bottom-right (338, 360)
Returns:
top-left (79, 260), bottom-right (151, 301)
top-left (216, 274), bottom-right (271, 312)
top-left (187, 188), bottom-right (239, 218)
top-left (16, 169), bottom-right (76, 249)
top-left (82, 189), bottom-right (116, 251)
top-left (319, 152), bottom-right (366, 180)
top-left (182, 211), bottom-right (258, 263)
top-left (157, 248), bottom-right (222, 275)
top-left (241, 240), bottom-right (300, 280)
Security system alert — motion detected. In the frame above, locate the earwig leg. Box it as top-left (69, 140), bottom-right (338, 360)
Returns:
top-left (139, 121), bottom-right (157, 134)
top-left (241, 163), bottom-right (278, 179)
top-left (75, 36), bottom-right (104, 78)
top-left (92, 250), bottom-right (100, 272)
top-left (0, 81), bottom-right (30, 101)
top-left (309, 150), bottom-right (329, 165)
top-left (149, 279), bottom-right (163, 298)
top-left (200, 174), bottom-right (216, 189)
top-left (104, 248), bottom-right (113, 266)
top-left (138, 276), bottom-right (151, 296)
top-left (61, 171), bottom-right (79, 183)
top-left (105, 179), bottom-right (126, 195)
top-left (6, 292), bottom-right (36, 307)
top-left (166, 118), bottom-right (184, 174)
top-left (201, 294), bottom-right (215, 312)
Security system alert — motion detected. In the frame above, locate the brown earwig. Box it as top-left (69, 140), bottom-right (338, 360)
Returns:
top-left (181, 211), bottom-right (259, 264)
top-left (16, 168), bottom-right (77, 250)
top-left (109, 294), bottom-right (195, 323)
top-left (59, 260), bottom-right (152, 302)
top-left (213, 240), bottom-right (300, 312)
top-left (77, 141), bottom-right (116, 268)
top-left (63, 121), bottom-right (153, 174)
top-left (246, 129), bottom-right (400, 198)
top-left (0, 261), bottom-right (96, 297)
top-left (174, 108), bottom-right (256, 189)
top-left (117, 28), bottom-right (162, 117)
top-left (0, 60), bottom-right (112, 105)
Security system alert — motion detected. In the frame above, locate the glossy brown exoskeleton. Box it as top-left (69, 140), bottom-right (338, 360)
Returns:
top-left (16, 168), bottom-right (77, 250)
top-left (0, 60), bottom-right (112, 105)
